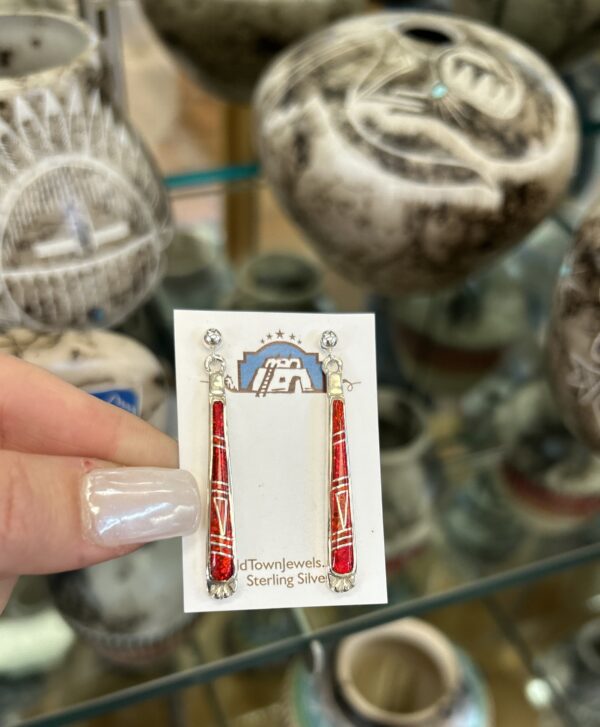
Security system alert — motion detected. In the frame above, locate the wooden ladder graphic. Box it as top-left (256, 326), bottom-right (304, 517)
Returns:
top-left (256, 365), bottom-right (276, 397)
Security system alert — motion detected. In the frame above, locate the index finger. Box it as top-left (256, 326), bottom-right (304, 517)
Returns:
top-left (0, 355), bottom-right (178, 468)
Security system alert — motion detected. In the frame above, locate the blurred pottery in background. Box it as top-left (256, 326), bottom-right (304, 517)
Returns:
top-left (496, 381), bottom-right (600, 534)
top-left (454, 0), bottom-right (600, 65)
top-left (378, 388), bottom-right (434, 575)
top-left (0, 13), bottom-right (171, 330)
top-left (284, 619), bottom-right (492, 726)
top-left (0, 577), bottom-right (74, 722)
top-left (533, 618), bottom-right (600, 723)
top-left (389, 263), bottom-right (529, 396)
top-left (48, 540), bottom-right (195, 669)
top-left (141, 0), bottom-right (366, 104)
top-left (443, 471), bottom-right (525, 568)
top-left (256, 12), bottom-right (579, 296)
top-left (0, 328), bottom-right (169, 430)
top-left (0, 1), bottom-right (76, 11)
top-left (225, 252), bottom-right (330, 312)
top-left (548, 199), bottom-right (600, 455)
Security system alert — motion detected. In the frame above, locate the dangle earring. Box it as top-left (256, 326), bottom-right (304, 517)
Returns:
top-left (204, 328), bottom-right (237, 599)
top-left (321, 331), bottom-right (356, 593)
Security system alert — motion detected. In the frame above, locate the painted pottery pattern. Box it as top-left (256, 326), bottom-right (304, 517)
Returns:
top-left (0, 14), bottom-right (171, 330)
top-left (548, 201), bottom-right (600, 453)
top-left (142, 0), bottom-right (366, 104)
top-left (256, 12), bottom-right (579, 295)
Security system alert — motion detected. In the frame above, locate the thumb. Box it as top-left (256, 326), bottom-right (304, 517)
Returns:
top-left (0, 451), bottom-right (200, 578)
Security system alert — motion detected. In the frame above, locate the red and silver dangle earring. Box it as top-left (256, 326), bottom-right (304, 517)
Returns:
top-left (321, 330), bottom-right (356, 593)
top-left (204, 328), bottom-right (237, 600)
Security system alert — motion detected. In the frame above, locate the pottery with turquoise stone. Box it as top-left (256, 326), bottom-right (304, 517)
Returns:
top-left (256, 12), bottom-right (579, 295)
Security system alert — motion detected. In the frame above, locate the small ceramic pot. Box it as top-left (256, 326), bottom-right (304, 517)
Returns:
top-left (378, 388), bottom-right (434, 574)
top-left (495, 381), bottom-right (600, 534)
top-left (284, 618), bottom-right (493, 726)
top-left (0, 328), bottom-right (169, 430)
top-left (453, 0), bottom-right (600, 64)
top-left (141, 0), bottom-right (366, 104)
top-left (548, 199), bottom-right (600, 455)
top-left (226, 252), bottom-right (330, 312)
top-left (48, 539), bottom-right (196, 669)
top-left (256, 12), bottom-right (579, 296)
top-left (389, 263), bottom-right (529, 396)
top-left (0, 12), bottom-right (171, 330)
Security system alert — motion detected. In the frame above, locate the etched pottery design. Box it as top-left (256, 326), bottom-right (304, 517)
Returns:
top-left (141, 0), bottom-right (366, 103)
top-left (0, 13), bottom-right (171, 330)
top-left (549, 204), bottom-right (600, 453)
top-left (256, 12), bottom-right (579, 294)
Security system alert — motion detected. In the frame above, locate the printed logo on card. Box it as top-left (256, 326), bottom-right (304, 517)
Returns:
top-left (89, 387), bottom-right (141, 415)
top-left (231, 330), bottom-right (325, 396)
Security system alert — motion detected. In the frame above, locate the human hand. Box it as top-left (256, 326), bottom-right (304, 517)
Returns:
top-left (0, 355), bottom-right (200, 613)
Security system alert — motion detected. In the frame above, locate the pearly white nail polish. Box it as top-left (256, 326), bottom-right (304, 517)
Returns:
top-left (81, 468), bottom-right (201, 548)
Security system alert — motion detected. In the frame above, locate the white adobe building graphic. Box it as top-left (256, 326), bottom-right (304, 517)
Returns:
top-left (250, 355), bottom-right (315, 396)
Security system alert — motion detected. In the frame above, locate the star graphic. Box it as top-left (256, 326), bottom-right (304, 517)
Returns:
top-left (260, 338), bottom-right (265, 344)
top-left (275, 329), bottom-right (285, 339)
top-left (289, 333), bottom-right (296, 341)
top-left (266, 332), bottom-right (273, 340)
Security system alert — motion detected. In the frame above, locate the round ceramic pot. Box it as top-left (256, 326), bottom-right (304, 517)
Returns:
top-left (453, 0), bottom-right (600, 64)
top-left (256, 12), bottom-right (579, 296)
top-left (0, 12), bottom-right (172, 330)
top-left (48, 539), bottom-right (196, 669)
top-left (495, 381), bottom-right (600, 534)
top-left (284, 618), bottom-right (493, 726)
top-left (378, 388), bottom-right (434, 574)
top-left (226, 252), bottom-right (330, 312)
top-left (548, 198), bottom-right (600, 455)
top-left (0, 328), bottom-right (169, 430)
top-left (141, 0), bottom-right (366, 104)
top-left (389, 262), bottom-right (529, 396)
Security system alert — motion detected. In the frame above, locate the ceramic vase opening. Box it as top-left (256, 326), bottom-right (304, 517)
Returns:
top-left (335, 620), bottom-right (460, 726)
top-left (0, 14), bottom-right (95, 80)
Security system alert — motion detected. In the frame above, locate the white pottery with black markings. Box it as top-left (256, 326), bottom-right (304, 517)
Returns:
top-left (0, 12), bottom-right (171, 330)
top-left (256, 12), bottom-right (579, 295)
top-left (141, 0), bottom-right (367, 104)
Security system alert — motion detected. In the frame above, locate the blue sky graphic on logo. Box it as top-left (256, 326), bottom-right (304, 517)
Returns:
top-left (238, 342), bottom-right (324, 393)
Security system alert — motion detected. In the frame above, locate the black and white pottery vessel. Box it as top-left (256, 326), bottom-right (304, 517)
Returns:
top-left (496, 381), bottom-right (600, 534)
top-left (256, 12), bottom-right (579, 295)
top-left (548, 199), bottom-right (600, 455)
top-left (141, 0), bottom-right (366, 104)
top-left (389, 262), bottom-right (529, 395)
top-left (284, 619), bottom-right (493, 726)
top-left (48, 539), bottom-right (195, 668)
top-left (0, 328), bottom-right (169, 430)
top-left (0, 13), bottom-right (171, 330)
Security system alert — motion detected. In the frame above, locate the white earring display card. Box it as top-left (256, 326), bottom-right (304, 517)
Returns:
top-left (175, 310), bottom-right (387, 612)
